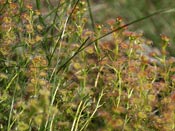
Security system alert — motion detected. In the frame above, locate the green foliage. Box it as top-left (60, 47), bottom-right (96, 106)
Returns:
top-left (0, 0), bottom-right (175, 131)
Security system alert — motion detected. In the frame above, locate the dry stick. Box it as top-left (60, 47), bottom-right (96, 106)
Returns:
top-left (94, 66), bottom-right (104, 88)
top-left (56, 8), bottom-right (174, 74)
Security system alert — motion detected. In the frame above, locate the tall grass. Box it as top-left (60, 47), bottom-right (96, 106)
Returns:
top-left (0, 0), bottom-right (175, 131)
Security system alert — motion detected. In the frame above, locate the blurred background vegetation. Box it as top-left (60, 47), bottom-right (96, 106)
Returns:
top-left (38, 0), bottom-right (175, 54)
top-left (90, 0), bottom-right (175, 56)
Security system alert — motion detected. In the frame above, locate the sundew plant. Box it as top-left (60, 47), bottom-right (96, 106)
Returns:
top-left (1, 0), bottom-right (175, 131)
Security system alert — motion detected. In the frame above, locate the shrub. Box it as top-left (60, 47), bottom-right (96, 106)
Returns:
top-left (0, 1), bottom-right (175, 131)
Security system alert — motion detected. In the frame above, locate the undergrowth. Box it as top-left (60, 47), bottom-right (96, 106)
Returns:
top-left (0, 0), bottom-right (175, 131)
